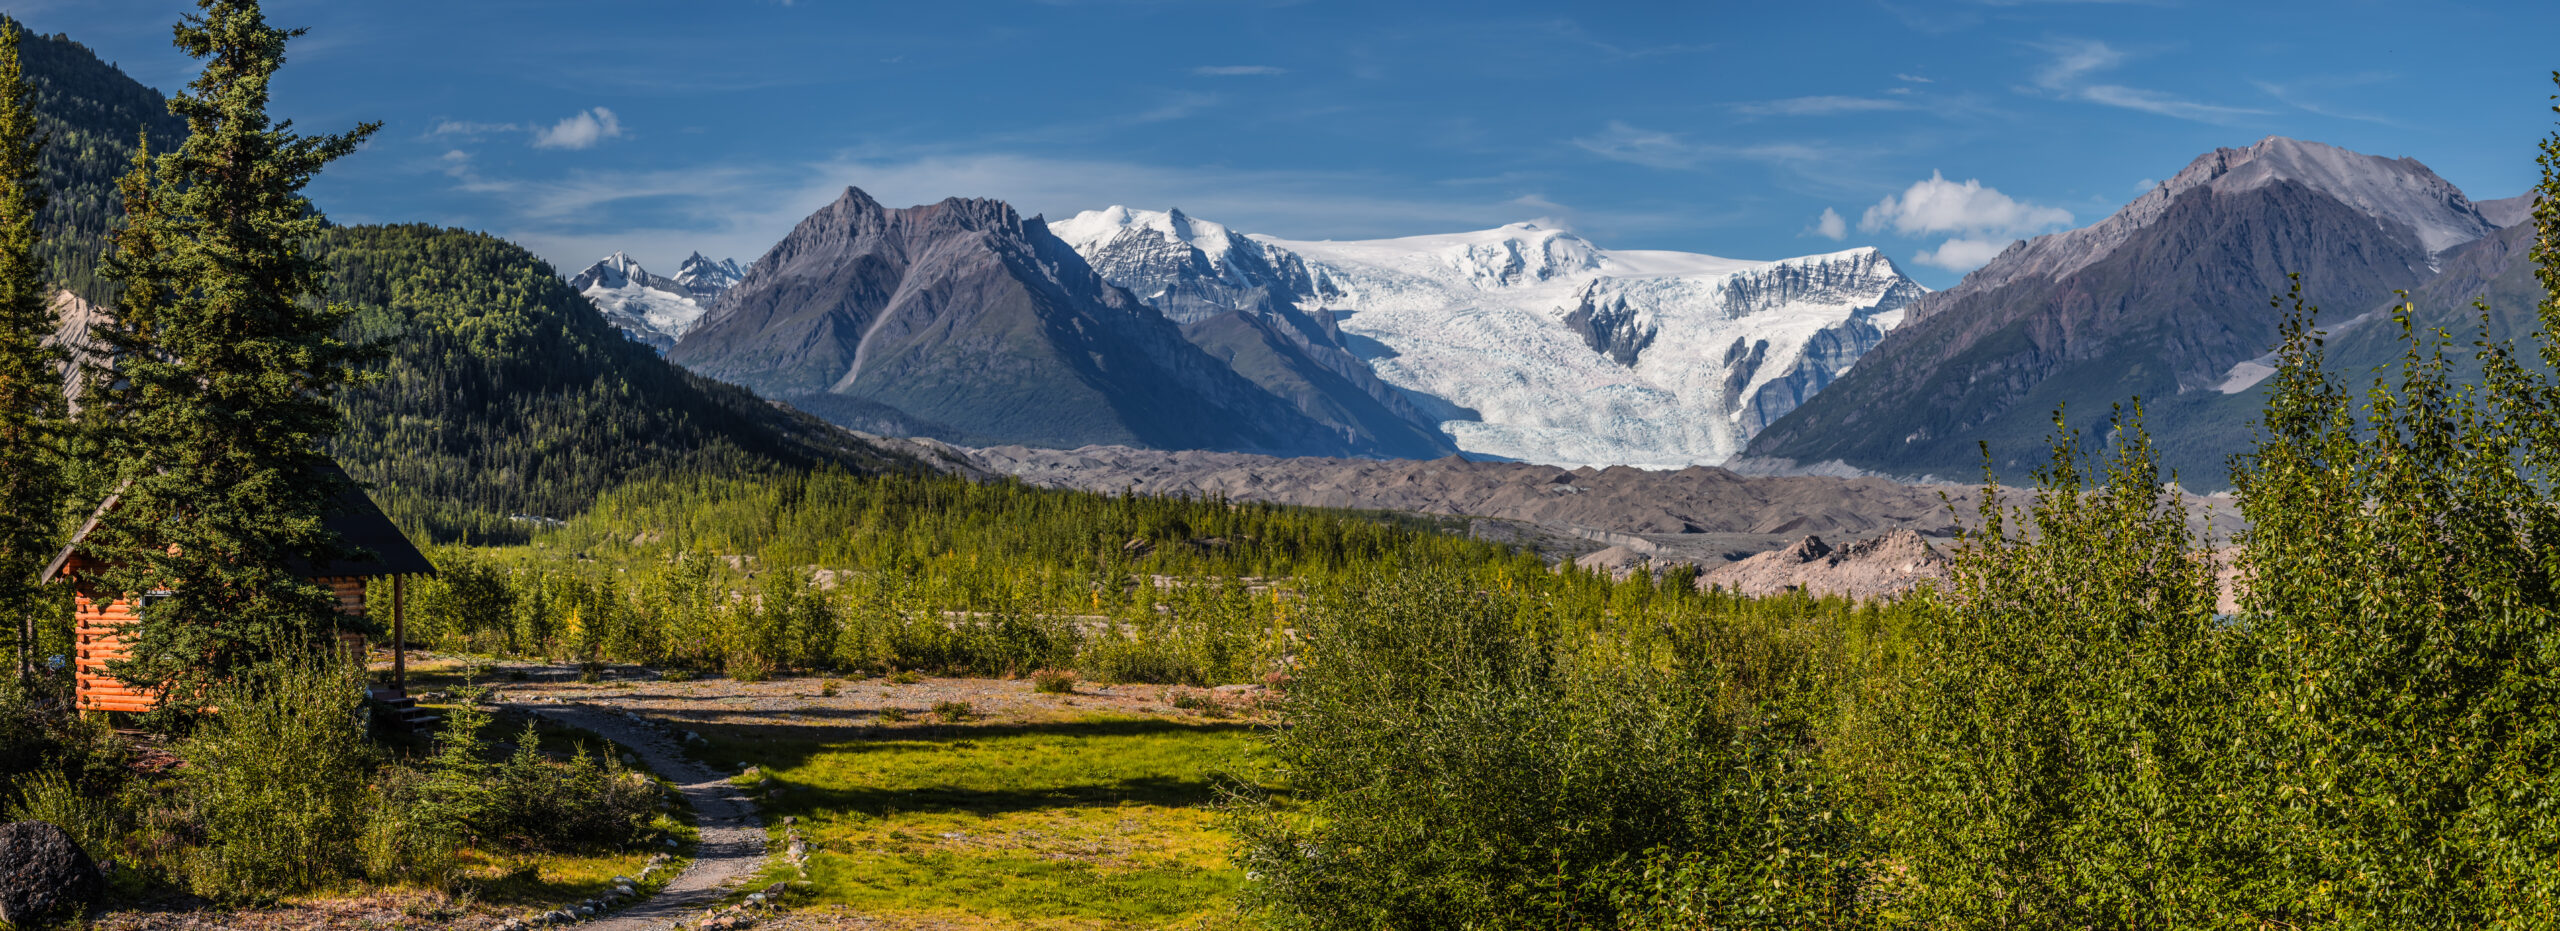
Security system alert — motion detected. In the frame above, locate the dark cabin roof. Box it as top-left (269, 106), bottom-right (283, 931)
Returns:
top-left (40, 460), bottom-right (438, 582)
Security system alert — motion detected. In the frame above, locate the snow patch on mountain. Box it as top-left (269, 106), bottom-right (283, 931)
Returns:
top-left (1050, 207), bottom-right (1928, 468)
top-left (569, 251), bottom-right (742, 352)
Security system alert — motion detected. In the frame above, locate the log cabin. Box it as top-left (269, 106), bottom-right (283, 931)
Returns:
top-left (41, 461), bottom-right (438, 715)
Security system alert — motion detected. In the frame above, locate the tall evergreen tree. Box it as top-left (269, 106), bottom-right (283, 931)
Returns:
top-left (0, 23), bottom-right (65, 686)
top-left (87, 0), bottom-right (377, 715)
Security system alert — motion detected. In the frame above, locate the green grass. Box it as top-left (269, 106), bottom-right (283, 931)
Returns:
top-left (721, 714), bottom-right (1265, 929)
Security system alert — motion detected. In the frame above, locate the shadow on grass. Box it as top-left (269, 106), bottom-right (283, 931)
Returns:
top-left (671, 716), bottom-right (1262, 780)
top-left (772, 771), bottom-right (1227, 820)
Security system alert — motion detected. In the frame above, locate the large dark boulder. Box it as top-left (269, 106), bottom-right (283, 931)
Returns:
top-left (0, 821), bottom-right (102, 926)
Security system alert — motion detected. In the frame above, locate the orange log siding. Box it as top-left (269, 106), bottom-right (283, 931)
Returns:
top-left (71, 561), bottom-right (373, 714)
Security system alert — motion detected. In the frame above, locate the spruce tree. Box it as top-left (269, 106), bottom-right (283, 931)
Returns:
top-left (0, 23), bottom-right (65, 686)
top-left (87, 0), bottom-right (377, 716)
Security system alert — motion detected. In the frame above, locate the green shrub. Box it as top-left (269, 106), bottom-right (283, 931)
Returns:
top-left (178, 658), bottom-right (378, 901)
top-left (820, 678), bottom-right (841, 697)
top-left (487, 721), bottom-right (655, 852)
top-left (1030, 669), bottom-right (1075, 694)
top-left (357, 765), bottom-right (458, 888)
top-left (4, 770), bottom-right (124, 863)
top-left (1874, 405), bottom-right (2236, 924)
top-left (931, 700), bottom-right (974, 723)
top-left (1231, 571), bottom-right (1863, 929)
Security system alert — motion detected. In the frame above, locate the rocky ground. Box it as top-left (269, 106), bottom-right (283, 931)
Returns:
top-left (958, 443), bottom-right (2248, 575)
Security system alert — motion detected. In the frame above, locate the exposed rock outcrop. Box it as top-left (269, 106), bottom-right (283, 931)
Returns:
top-left (1697, 529), bottom-right (1951, 600)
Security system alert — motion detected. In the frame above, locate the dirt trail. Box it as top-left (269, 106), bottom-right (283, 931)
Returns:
top-left (501, 697), bottom-right (767, 931)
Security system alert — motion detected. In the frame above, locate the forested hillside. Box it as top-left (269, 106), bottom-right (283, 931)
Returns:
top-left (6, 16), bottom-right (185, 302)
top-left (324, 224), bottom-right (926, 544)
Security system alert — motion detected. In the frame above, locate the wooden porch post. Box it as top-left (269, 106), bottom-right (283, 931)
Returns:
top-left (393, 574), bottom-right (406, 696)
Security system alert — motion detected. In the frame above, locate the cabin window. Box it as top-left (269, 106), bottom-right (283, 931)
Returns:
top-left (141, 590), bottom-right (175, 618)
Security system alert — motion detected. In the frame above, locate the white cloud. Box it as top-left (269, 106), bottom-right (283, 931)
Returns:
top-left (1193, 65), bottom-right (1286, 76)
top-left (1915, 237), bottom-right (2011, 271)
top-left (532, 107), bottom-right (624, 150)
top-left (1733, 95), bottom-right (1912, 117)
top-left (1859, 172), bottom-right (2071, 271)
top-left (1894, 73), bottom-right (1934, 84)
top-left (1859, 171), bottom-right (2072, 239)
top-left (1810, 207), bottom-right (1846, 240)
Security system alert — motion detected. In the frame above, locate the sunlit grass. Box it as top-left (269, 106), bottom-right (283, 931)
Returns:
top-left (718, 714), bottom-right (1264, 929)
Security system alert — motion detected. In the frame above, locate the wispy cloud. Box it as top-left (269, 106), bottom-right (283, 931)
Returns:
top-left (1130, 92), bottom-right (1220, 124)
top-left (428, 119), bottom-right (523, 139)
top-left (532, 107), bottom-right (625, 150)
top-left (2027, 38), bottom-right (2265, 125)
top-left (1733, 95), bottom-right (1914, 117)
top-left (2032, 38), bottom-right (2126, 88)
top-left (1193, 65), bottom-right (1286, 76)
top-left (1894, 73), bottom-right (1934, 84)
top-left (2252, 74), bottom-right (2399, 125)
top-left (1572, 121), bottom-right (1838, 172)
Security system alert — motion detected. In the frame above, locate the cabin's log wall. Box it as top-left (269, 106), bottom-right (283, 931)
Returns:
top-left (73, 566), bottom-right (374, 714)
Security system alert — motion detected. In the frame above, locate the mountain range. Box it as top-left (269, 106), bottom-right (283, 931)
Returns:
top-left (532, 133), bottom-right (2549, 487)
top-left (636, 190), bottom-right (1929, 464)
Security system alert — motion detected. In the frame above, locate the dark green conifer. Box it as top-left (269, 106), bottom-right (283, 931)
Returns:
top-left (87, 0), bottom-right (377, 716)
top-left (0, 22), bottom-right (65, 686)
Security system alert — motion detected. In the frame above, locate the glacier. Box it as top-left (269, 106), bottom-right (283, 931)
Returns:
top-left (1051, 208), bottom-right (1928, 468)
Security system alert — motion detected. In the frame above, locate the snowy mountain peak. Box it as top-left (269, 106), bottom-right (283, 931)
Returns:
top-left (1051, 205), bottom-right (1238, 259)
top-left (674, 252), bottom-right (745, 295)
top-left (570, 249), bottom-right (731, 352)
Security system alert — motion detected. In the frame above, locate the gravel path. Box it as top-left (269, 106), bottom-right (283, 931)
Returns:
top-left (503, 698), bottom-right (767, 931)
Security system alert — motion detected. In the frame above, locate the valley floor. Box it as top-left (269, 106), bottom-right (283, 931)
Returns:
top-left (445, 656), bottom-right (1269, 930)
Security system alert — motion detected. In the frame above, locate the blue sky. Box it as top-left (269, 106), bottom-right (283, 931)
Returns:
top-left (10, 0), bottom-right (2558, 288)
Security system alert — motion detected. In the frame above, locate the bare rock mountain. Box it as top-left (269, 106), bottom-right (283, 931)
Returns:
top-left (1746, 137), bottom-right (2502, 483)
